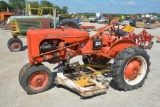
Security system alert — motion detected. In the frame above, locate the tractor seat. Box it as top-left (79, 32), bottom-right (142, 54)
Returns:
top-left (116, 26), bottom-right (134, 36)
top-left (116, 29), bottom-right (128, 36)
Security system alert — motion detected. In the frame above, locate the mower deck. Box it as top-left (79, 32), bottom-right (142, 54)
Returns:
top-left (55, 72), bottom-right (109, 97)
top-left (54, 63), bottom-right (110, 97)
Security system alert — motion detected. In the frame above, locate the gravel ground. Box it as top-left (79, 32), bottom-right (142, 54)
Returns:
top-left (0, 23), bottom-right (160, 107)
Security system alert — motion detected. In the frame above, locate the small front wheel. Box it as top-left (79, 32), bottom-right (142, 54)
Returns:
top-left (20, 65), bottom-right (53, 94)
top-left (19, 63), bottom-right (32, 89)
top-left (7, 38), bottom-right (23, 52)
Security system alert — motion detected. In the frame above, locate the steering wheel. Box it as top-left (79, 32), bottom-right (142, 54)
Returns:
top-left (109, 19), bottom-right (120, 35)
top-left (110, 18), bottom-right (119, 30)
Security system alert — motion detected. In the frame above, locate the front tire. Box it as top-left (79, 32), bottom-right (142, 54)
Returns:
top-left (20, 65), bottom-right (53, 94)
top-left (112, 46), bottom-right (150, 91)
top-left (19, 63), bottom-right (32, 89)
top-left (7, 38), bottom-right (23, 52)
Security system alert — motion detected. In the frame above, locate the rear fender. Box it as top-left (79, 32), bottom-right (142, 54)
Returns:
top-left (107, 40), bottom-right (137, 58)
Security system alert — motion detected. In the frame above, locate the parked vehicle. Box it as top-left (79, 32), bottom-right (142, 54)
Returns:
top-left (120, 20), bottom-right (130, 26)
top-left (135, 18), bottom-right (144, 28)
top-left (89, 17), bottom-right (98, 23)
top-left (0, 12), bottom-right (13, 29)
top-left (97, 19), bottom-right (107, 24)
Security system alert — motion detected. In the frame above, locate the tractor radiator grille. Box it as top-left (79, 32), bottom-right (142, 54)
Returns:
top-left (17, 19), bottom-right (42, 30)
top-left (9, 21), bottom-right (18, 31)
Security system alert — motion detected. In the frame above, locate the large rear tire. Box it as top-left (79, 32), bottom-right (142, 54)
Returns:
top-left (20, 65), bottom-right (53, 94)
top-left (112, 46), bottom-right (150, 91)
top-left (56, 19), bottom-right (80, 29)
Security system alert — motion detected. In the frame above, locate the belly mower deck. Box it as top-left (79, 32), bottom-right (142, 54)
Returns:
top-left (54, 63), bottom-right (110, 97)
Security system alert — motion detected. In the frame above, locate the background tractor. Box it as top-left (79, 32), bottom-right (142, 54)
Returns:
top-left (19, 22), bottom-right (150, 97)
top-left (0, 12), bottom-right (13, 29)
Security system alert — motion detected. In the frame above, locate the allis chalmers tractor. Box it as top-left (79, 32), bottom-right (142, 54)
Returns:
top-left (19, 22), bottom-right (150, 97)
top-left (7, 15), bottom-right (81, 52)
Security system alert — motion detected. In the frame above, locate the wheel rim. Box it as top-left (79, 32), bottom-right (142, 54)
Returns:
top-left (11, 42), bottom-right (21, 51)
top-left (124, 56), bottom-right (147, 85)
top-left (28, 71), bottom-right (48, 90)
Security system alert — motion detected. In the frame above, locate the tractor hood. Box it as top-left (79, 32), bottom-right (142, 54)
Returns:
top-left (27, 28), bottom-right (89, 44)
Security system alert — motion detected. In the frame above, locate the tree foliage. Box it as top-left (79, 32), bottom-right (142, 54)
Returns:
top-left (0, 0), bottom-right (68, 15)
top-left (54, 5), bottom-right (61, 14)
top-left (40, 1), bottom-right (53, 7)
top-left (30, 1), bottom-right (39, 8)
top-left (40, 1), bottom-right (54, 15)
top-left (61, 6), bottom-right (68, 14)
top-left (0, 1), bottom-right (8, 12)
top-left (8, 0), bottom-right (25, 10)
top-left (29, 1), bottom-right (40, 15)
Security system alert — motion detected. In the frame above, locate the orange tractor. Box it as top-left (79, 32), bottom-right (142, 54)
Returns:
top-left (0, 12), bottom-right (13, 29)
top-left (19, 23), bottom-right (151, 97)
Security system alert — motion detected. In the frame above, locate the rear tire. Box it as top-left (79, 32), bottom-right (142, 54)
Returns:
top-left (7, 38), bottom-right (23, 52)
top-left (112, 46), bottom-right (150, 91)
top-left (20, 65), bottom-right (53, 94)
top-left (56, 19), bottom-right (80, 29)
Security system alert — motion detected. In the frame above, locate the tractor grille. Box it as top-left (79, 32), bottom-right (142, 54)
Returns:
top-left (10, 21), bottom-right (18, 31)
top-left (17, 19), bottom-right (42, 30)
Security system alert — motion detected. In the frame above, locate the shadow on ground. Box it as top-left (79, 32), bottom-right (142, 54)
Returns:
top-left (22, 45), bottom-right (28, 51)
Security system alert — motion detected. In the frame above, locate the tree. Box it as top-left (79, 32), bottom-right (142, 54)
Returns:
top-left (40, 1), bottom-right (53, 15)
top-left (54, 5), bottom-right (61, 14)
top-left (0, 0), bottom-right (68, 16)
top-left (0, 1), bottom-right (8, 12)
top-left (30, 1), bottom-right (39, 8)
top-left (29, 1), bottom-right (40, 15)
top-left (41, 1), bottom-right (53, 7)
top-left (62, 6), bottom-right (68, 14)
top-left (8, 0), bottom-right (25, 10)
